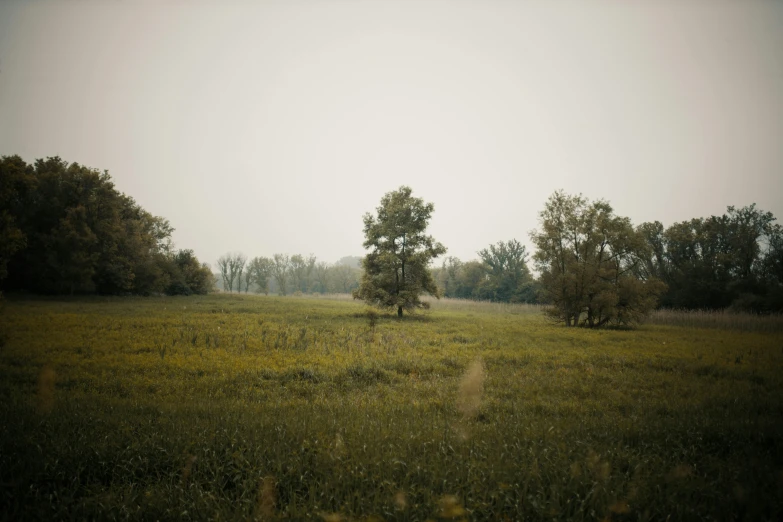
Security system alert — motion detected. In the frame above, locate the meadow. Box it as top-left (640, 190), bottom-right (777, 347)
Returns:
top-left (0, 294), bottom-right (781, 521)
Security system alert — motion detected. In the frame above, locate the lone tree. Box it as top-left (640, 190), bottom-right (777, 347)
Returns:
top-left (354, 186), bottom-right (446, 317)
top-left (530, 190), bottom-right (665, 327)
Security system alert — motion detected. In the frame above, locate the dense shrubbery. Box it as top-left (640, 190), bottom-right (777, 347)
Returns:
top-left (0, 155), bottom-right (212, 295)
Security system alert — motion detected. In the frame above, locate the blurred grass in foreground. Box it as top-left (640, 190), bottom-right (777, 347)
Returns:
top-left (1, 294), bottom-right (781, 520)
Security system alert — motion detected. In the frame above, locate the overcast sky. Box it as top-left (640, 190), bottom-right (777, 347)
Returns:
top-left (1, 0), bottom-right (782, 267)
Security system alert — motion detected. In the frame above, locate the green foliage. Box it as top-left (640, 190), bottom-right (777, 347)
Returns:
top-left (328, 263), bottom-right (360, 294)
top-left (639, 204), bottom-right (782, 312)
top-left (477, 239), bottom-right (535, 302)
top-left (354, 186), bottom-right (446, 316)
top-left (290, 254), bottom-right (317, 293)
top-left (531, 191), bottom-right (665, 327)
top-left (0, 155), bottom-right (209, 296)
top-left (0, 155), bottom-right (34, 288)
top-left (246, 256), bottom-right (274, 294)
top-left (271, 253), bottom-right (290, 296)
top-left (0, 294), bottom-right (781, 520)
top-left (164, 250), bottom-right (214, 295)
top-left (436, 258), bottom-right (488, 300)
top-left (436, 243), bottom-right (539, 304)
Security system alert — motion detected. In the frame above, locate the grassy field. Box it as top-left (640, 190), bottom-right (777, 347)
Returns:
top-left (1, 294), bottom-right (782, 521)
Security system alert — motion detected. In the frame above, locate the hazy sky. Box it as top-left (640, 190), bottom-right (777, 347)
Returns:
top-left (2, 0), bottom-right (782, 267)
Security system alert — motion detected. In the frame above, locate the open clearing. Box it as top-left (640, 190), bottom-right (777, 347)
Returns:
top-left (1, 295), bottom-right (782, 520)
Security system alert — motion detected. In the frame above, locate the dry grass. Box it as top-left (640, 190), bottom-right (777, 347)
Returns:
top-left (646, 307), bottom-right (783, 332)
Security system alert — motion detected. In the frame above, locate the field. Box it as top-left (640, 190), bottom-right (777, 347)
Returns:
top-left (1, 295), bottom-right (782, 521)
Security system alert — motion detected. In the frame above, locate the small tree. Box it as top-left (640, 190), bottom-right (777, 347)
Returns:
top-left (166, 250), bottom-right (213, 295)
top-left (353, 186), bottom-right (446, 317)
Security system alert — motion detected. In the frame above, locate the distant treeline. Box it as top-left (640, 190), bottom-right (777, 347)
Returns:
top-left (0, 155), bottom-right (213, 295)
top-left (213, 253), bottom-right (361, 295)
top-left (432, 239), bottom-right (541, 303)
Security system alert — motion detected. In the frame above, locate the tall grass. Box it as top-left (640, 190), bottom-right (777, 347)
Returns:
top-left (647, 307), bottom-right (783, 332)
top-left (426, 297), bottom-right (545, 315)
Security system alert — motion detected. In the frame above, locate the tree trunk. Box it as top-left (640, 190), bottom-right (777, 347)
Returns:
top-left (397, 306), bottom-right (403, 318)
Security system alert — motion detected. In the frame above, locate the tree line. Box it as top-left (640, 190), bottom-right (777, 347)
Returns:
top-left (3, 156), bottom-right (780, 320)
top-left (214, 253), bottom-right (361, 296)
top-left (432, 193), bottom-right (783, 315)
top-left (638, 204), bottom-right (782, 312)
top-left (437, 193), bottom-right (782, 318)
top-left (0, 155), bottom-right (213, 296)
top-left (351, 187), bottom-right (782, 326)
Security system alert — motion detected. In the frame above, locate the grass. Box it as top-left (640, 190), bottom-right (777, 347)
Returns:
top-left (646, 307), bottom-right (783, 333)
top-left (1, 293), bottom-right (782, 520)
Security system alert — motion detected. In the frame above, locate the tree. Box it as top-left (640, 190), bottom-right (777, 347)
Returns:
top-left (458, 260), bottom-right (489, 299)
top-left (216, 255), bottom-right (231, 292)
top-left (312, 261), bottom-right (330, 293)
top-left (330, 264), bottom-right (360, 293)
top-left (761, 223), bottom-right (783, 311)
top-left (336, 255), bottom-right (362, 268)
top-left (215, 252), bottom-right (245, 292)
top-left (51, 205), bottom-right (99, 294)
top-left (638, 204), bottom-right (780, 311)
top-left (271, 253), bottom-right (290, 296)
top-left (353, 186), bottom-right (446, 317)
top-left (0, 154), bottom-right (210, 296)
top-left (477, 239), bottom-right (533, 302)
top-left (247, 256), bottom-right (273, 294)
top-left (530, 190), bottom-right (664, 327)
top-left (289, 254), bottom-right (316, 293)
top-left (232, 253), bottom-right (247, 294)
top-left (217, 255), bottom-right (233, 292)
top-left (0, 155), bottom-right (34, 291)
top-left (165, 250), bottom-right (213, 295)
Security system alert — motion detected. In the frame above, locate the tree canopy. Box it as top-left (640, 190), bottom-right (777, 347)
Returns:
top-left (353, 186), bottom-right (446, 317)
top-left (0, 155), bottom-right (212, 296)
top-left (638, 204), bottom-right (782, 312)
top-left (531, 191), bottom-right (665, 327)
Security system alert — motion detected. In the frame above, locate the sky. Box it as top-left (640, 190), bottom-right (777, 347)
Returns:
top-left (1, 0), bottom-right (782, 268)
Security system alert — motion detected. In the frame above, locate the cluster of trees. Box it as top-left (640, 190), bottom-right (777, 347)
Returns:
top-left (215, 252), bottom-right (361, 295)
top-left (638, 204), bottom-right (783, 312)
top-left (432, 240), bottom-right (540, 303)
top-left (516, 192), bottom-right (782, 326)
top-left (352, 187), bottom-right (782, 327)
top-left (3, 155), bottom-right (779, 326)
top-left (530, 191), bottom-right (666, 327)
top-left (0, 155), bottom-right (213, 296)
